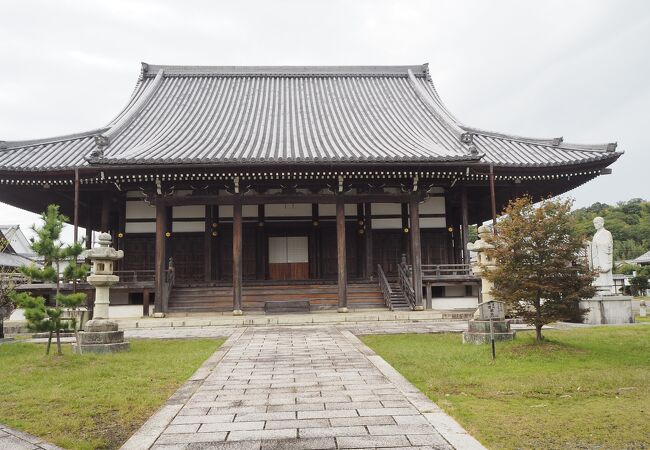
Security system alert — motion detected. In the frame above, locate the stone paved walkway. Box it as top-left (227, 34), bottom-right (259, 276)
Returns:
top-left (0, 424), bottom-right (64, 450)
top-left (123, 326), bottom-right (484, 449)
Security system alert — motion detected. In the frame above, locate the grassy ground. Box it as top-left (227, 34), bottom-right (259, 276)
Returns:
top-left (0, 338), bottom-right (223, 450)
top-left (362, 327), bottom-right (650, 450)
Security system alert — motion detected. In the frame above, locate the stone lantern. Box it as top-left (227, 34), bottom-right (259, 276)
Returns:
top-left (467, 225), bottom-right (496, 303)
top-left (73, 232), bottom-right (129, 354)
top-left (83, 232), bottom-right (124, 319)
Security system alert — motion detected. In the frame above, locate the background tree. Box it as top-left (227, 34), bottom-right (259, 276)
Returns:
top-left (630, 275), bottom-right (649, 296)
top-left (11, 204), bottom-right (88, 355)
top-left (484, 196), bottom-right (597, 342)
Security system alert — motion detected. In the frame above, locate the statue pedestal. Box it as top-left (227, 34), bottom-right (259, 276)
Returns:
top-left (579, 295), bottom-right (634, 325)
top-left (73, 319), bottom-right (130, 354)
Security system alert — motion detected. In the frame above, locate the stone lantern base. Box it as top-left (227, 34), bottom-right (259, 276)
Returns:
top-left (72, 319), bottom-right (130, 354)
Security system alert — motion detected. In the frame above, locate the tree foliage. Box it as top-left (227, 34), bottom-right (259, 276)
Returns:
top-left (484, 196), bottom-right (597, 342)
top-left (572, 198), bottom-right (650, 261)
top-left (10, 204), bottom-right (88, 355)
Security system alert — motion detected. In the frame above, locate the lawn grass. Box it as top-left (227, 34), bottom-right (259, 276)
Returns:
top-left (0, 338), bottom-right (223, 450)
top-left (362, 327), bottom-right (650, 450)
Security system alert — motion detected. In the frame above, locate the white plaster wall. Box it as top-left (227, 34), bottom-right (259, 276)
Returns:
top-left (318, 204), bottom-right (357, 217)
top-left (173, 205), bottom-right (205, 218)
top-left (420, 197), bottom-right (445, 214)
top-left (431, 296), bottom-right (479, 310)
top-left (125, 222), bottom-right (155, 233)
top-left (172, 222), bottom-right (204, 233)
top-left (266, 203), bottom-right (312, 217)
top-left (126, 200), bottom-right (155, 219)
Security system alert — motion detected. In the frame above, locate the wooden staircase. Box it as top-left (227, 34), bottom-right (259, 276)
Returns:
top-left (167, 282), bottom-right (385, 313)
top-left (388, 282), bottom-right (412, 311)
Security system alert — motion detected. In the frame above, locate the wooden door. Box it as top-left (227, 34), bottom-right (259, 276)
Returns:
top-left (172, 233), bottom-right (205, 283)
top-left (373, 230), bottom-right (403, 275)
top-left (268, 236), bottom-right (309, 280)
top-left (123, 236), bottom-right (155, 271)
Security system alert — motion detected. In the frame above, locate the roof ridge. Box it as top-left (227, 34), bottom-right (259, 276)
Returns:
top-left (406, 69), bottom-right (475, 149)
top-left (462, 126), bottom-right (618, 153)
top-left (91, 69), bottom-right (165, 151)
top-left (141, 63), bottom-right (430, 77)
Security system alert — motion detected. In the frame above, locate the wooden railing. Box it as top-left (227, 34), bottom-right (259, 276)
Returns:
top-left (420, 264), bottom-right (474, 279)
top-left (114, 270), bottom-right (156, 283)
top-left (397, 261), bottom-right (416, 310)
top-left (376, 264), bottom-right (394, 311)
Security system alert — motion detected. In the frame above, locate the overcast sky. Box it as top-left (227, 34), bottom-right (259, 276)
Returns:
top-left (1, 0), bottom-right (648, 242)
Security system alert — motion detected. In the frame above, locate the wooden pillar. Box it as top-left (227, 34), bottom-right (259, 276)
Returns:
top-left (425, 282), bottom-right (432, 309)
top-left (256, 204), bottom-right (266, 280)
top-left (213, 206), bottom-right (221, 280)
top-left (401, 202), bottom-right (409, 256)
top-left (461, 186), bottom-right (470, 265)
top-left (154, 198), bottom-right (167, 315)
top-left (489, 164), bottom-right (497, 232)
top-left (142, 288), bottom-right (150, 317)
top-left (85, 225), bottom-right (92, 249)
top-left (312, 204), bottom-right (321, 279)
top-left (73, 168), bottom-right (80, 243)
top-left (204, 205), bottom-right (212, 282)
top-left (409, 194), bottom-right (424, 310)
top-left (100, 191), bottom-right (111, 232)
top-left (364, 202), bottom-right (373, 280)
top-left (336, 196), bottom-right (348, 312)
top-left (356, 203), bottom-right (364, 278)
top-left (232, 200), bottom-right (243, 315)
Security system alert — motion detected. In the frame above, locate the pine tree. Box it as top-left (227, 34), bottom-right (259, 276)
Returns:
top-left (12, 204), bottom-right (88, 355)
top-left (483, 196), bottom-right (597, 342)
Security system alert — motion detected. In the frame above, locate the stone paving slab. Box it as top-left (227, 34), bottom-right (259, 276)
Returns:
top-left (0, 424), bottom-right (64, 450)
top-left (123, 324), bottom-right (486, 449)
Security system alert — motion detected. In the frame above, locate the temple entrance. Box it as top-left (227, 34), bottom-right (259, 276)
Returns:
top-left (268, 236), bottom-right (309, 280)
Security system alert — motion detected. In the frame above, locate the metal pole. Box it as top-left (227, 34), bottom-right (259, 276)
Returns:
top-left (490, 316), bottom-right (496, 360)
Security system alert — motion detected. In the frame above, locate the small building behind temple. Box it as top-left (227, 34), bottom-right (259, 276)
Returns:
top-left (0, 63), bottom-right (622, 316)
top-left (0, 225), bottom-right (40, 271)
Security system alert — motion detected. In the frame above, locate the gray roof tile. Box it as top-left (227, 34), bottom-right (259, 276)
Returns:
top-left (0, 64), bottom-right (621, 171)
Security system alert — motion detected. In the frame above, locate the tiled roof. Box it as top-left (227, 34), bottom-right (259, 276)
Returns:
top-left (633, 250), bottom-right (650, 265)
top-left (0, 63), bottom-right (621, 171)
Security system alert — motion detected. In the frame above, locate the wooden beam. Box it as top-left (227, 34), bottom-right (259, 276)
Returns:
top-left (154, 197), bottom-right (167, 315)
top-left (164, 192), bottom-right (413, 206)
top-left (232, 200), bottom-right (243, 315)
top-left (409, 194), bottom-right (424, 310)
top-left (336, 196), bottom-right (348, 312)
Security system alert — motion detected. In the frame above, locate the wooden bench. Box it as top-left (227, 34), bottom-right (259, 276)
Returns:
top-left (264, 300), bottom-right (311, 314)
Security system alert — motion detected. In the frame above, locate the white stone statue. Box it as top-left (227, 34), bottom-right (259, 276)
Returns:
top-left (588, 216), bottom-right (614, 294)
